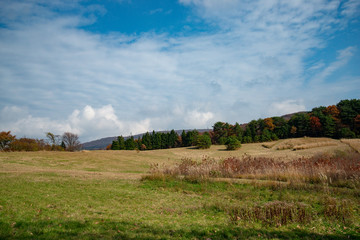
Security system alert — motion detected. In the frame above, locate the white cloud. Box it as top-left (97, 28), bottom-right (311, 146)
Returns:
top-left (312, 46), bottom-right (357, 83)
top-left (341, 0), bottom-right (360, 18)
top-left (0, 105), bottom-right (152, 142)
top-left (0, 0), bottom-right (359, 141)
top-left (269, 100), bottom-right (306, 116)
top-left (0, 104), bottom-right (216, 142)
top-left (184, 110), bottom-right (214, 129)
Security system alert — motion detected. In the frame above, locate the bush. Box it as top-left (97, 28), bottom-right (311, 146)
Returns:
top-left (226, 137), bottom-right (242, 150)
top-left (9, 138), bottom-right (50, 151)
top-left (196, 135), bottom-right (212, 149)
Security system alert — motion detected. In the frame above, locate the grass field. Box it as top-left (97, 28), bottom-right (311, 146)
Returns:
top-left (1, 138), bottom-right (359, 239)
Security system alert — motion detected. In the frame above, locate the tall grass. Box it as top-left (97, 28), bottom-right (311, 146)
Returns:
top-left (147, 152), bottom-right (360, 187)
top-left (228, 201), bottom-right (312, 226)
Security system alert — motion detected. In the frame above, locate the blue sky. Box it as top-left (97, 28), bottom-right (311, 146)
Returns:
top-left (0, 0), bottom-right (359, 142)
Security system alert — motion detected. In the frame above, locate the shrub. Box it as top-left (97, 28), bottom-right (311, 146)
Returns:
top-left (196, 135), bottom-right (212, 149)
top-left (226, 137), bottom-right (241, 150)
top-left (9, 138), bottom-right (50, 151)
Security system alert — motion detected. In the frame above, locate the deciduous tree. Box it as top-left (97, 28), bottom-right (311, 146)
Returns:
top-left (62, 132), bottom-right (81, 151)
top-left (0, 131), bottom-right (15, 151)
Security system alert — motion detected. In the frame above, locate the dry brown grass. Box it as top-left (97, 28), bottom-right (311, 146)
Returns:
top-left (0, 137), bottom-right (357, 181)
top-left (272, 137), bottom-right (339, 151)
top-left (341, 139), bottom-right (360, 153)
top-left (149, 152), bottom-right (360, 187)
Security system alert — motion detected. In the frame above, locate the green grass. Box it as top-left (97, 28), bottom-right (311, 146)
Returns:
top-left (1, 140), bottom-right (360, 239)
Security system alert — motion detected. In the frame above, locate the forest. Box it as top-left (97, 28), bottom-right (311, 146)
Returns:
top-left (110, 99), bottom-right (360, 151)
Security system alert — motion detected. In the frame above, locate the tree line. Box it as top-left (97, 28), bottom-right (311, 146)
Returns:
top-left (1, 99), bottom-right (359, 152)
top-left (110, 99), bottom-right (360, 151)
top-left (0, 131), bottom-right (81, 152)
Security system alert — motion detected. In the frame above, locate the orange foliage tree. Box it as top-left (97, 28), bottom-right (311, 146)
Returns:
top-left (324, 105), bottom-right (340, 122)
top-left (0, 131), bottom-right (16, 151)
top-left (264, 118), bottom-right (275, 131)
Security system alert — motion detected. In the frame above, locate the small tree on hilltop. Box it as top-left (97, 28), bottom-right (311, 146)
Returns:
top-left (226, 136), bottom-right (241, 150)
top-left (196, 134), bottom-right (211, 149)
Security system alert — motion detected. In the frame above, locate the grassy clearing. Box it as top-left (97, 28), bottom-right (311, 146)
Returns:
top-left (1, 138), bottom-right (359, 239)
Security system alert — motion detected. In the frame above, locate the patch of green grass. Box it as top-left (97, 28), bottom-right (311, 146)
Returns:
top-left (1, 173), bottom-right (360, 239)
top-left (1, 145), bottom-right (360, 239)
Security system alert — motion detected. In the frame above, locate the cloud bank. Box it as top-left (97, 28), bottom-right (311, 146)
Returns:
top-left (0, 0), bottom-right (359, 142)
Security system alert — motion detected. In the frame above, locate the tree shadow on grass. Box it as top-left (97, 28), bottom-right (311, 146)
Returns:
top-left (1, 219), bottom-right (358, 240)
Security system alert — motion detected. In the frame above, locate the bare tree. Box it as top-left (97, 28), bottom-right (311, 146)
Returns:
top-left (46, 132), bottom-right (62, 150)
top-left (62, 132), bottom-right (81, 151)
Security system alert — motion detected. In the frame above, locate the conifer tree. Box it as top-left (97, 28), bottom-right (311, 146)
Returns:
top-left (118, 136), bottom-right (125, 150)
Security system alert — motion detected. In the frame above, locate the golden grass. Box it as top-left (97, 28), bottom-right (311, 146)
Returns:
top-left (0, 137), bottom-right (357, 180)
top-left (272, 137), bottom-right (339, 150)
top-left (341, 139), bottom-right (360, 153)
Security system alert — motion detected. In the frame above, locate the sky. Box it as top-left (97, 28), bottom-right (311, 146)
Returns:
top-left (0, 0), bottom-right (359, 142)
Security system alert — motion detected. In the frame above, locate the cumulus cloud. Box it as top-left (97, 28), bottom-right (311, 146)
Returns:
top-left (0, 105), bottom-right (152, 142)
top-left (0, 0), bottom-right (359, 141)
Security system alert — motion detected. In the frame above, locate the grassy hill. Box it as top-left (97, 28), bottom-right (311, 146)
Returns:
top-left (1, 138), bottom-right (359, 239)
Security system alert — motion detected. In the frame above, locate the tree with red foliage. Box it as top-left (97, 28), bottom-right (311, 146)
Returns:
top-left (310, 116), bottom-right (322, 136)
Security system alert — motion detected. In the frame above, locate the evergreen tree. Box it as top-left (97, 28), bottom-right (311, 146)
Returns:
top-left (152, 132), bottom-right (162, 149)
top-left (61, 141), bottom-right (66, 150)
top-left (260, 129), bottom-right (272, 142)
top-left (142, 132), bottom-right (152, 150)
top-left (226, 136), bottom-right (241, 150)
top-left (125, 136), bottom-right (136, 150)
top-left (323, 116), bottom-right (336, 138)
top-left (243, 126), bottom-right (253, 143)
top-left (196, 134), bottom-right (211, 149)
top-left (186, 130), bottom-right (199, 146)
top-left (118, 136), bottom-right (125, 150)
top-left (181, 130), bottom-right (187, 147)
top-left (168, 130), bottom-right (178, 148)
top-left (337, 99), bottom-right (360, 130)
top-left (111, 140), bottom-right (120, 150)
top-left (288, 113), bottom-right (310, 137)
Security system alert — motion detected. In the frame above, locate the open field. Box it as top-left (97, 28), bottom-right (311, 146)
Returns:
top-left (1, 138), bottom-right (359, 239)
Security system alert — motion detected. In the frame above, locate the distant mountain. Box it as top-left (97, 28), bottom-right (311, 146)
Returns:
top-left (280, 111), bottom-right (308, 121)
top-left (81, 129), bottom-right (211, 150)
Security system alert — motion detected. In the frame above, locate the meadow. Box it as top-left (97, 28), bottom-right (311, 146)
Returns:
top-left (0, 138), bottom-right (359, 239)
